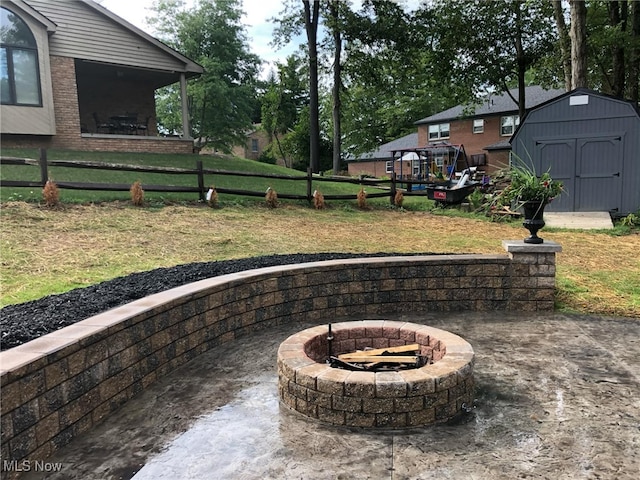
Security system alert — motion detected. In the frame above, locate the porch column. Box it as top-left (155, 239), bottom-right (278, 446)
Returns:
top-left (180, 73), bottom-right (192, 139)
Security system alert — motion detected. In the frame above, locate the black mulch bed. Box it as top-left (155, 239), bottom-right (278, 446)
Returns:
top-left (1, 252), bottom-right (436, 351)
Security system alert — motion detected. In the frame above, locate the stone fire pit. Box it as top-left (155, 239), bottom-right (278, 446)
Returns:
top-left (277, 320), bottom-right (474, 428)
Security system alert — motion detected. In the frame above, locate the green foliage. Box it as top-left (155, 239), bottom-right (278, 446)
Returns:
top-left (256, 150), bottom-right (277, 165)
top-left (416, 0), bottom-right (559, 111)
top-left (620, 212), bottom-right (638, 228)
top-left (149, 0), bottom-right (261, 152)
top-left (496, 154), bottom-right (564, 206)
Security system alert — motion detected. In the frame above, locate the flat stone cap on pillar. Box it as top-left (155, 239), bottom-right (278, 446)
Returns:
top-left (502, 240), bottom-right (562, 253)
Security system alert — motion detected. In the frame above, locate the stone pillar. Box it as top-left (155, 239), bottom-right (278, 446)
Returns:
top-left (502, 240), bottom-right (562, 311)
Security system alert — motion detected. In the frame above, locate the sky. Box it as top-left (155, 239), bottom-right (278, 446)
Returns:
top-left (98, 0), bottom-right (298, 76)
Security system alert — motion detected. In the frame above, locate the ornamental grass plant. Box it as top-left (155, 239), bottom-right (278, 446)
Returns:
top-left (499, 153), bottom-right (564, 206)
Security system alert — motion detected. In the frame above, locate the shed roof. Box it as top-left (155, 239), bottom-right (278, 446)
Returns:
top-left (415, 86), bottom-right (565, 125)
top-left (510, 87), bottom-right (640, 141)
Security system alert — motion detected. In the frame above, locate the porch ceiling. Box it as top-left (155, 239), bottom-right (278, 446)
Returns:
top-left (75, 59), bottom-right (194, 90)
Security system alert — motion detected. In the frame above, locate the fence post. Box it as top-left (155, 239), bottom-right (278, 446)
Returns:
top-left (307, 167), bottom-right (313, 203)
top-left (196, 160), bottom-right (205, 201)
top-left (39, 148), bottom-right (48, 186)
top-left (390, 172), bottom-right (397, 205)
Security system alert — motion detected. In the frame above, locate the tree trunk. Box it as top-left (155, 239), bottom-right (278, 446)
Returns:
top-left (569, 0), bottom-right (588, 89)
top-left (512, 2), bottom-right (527, 121)
top-left (329, 0), bottom-right (342, 175)
top-left (631, 0), bottom-right (640, 103)
top-left (607, 1), bottom-right (628, 98)
top-left (303, 0), bottom-right (320, 173)
top-left (552, 0), bottom-right (572, 91)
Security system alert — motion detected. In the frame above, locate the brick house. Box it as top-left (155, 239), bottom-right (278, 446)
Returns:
top-left (231, 125), bottom-right (270, 161)
top-left (347, 133), bottom-right (418, 177)
top-left (1, 0), bottom-right (203, 154)
top-left (348, 86), bottom-right (565, 178)
top-left (414, 86), bottom-right (565, 174)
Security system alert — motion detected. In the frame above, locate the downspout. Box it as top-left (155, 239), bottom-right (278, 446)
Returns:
top-left (180, 73), bottom-right (191, 139)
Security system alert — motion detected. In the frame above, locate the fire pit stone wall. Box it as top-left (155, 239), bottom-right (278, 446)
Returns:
top-left (278, 321), bottom-right (474, 428)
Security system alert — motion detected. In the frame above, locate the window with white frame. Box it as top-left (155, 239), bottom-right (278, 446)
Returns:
top-left (0, 7), bottom-right (41, 106)
top-left (251, 138), bottom-right (259, 153)
top-left (473, 118), bottom-right (484, 133)
top-left (385, 161), bottom-right (393, 173)
top-left (500, 115), bottom-right (520, 136)
top-left (428, 123), bottom-right (450, 140)
top-left (412, 159), bottom-right (420, 176)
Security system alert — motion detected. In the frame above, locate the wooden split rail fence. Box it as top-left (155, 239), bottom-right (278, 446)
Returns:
top-left (0, 148), bottom-right (438, 205)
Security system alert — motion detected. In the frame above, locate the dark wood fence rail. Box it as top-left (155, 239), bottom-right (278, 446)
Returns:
top-left (0, 148), bottom-right (435, 204)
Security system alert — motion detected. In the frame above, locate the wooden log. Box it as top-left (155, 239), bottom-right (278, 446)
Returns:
top-left (337, 344), bottom-right (420, 359)
top-left (336, 355), bottom-right (418, 364)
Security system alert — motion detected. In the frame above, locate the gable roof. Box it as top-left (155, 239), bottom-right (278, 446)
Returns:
top-left (415, 86), bottom-right (565, 125)
top-left (22, 0), bottom-right (203, 76)
top-left (6, 0), bottom-right (57, 32)
top-left (349, 133), bottom-right (419, 162)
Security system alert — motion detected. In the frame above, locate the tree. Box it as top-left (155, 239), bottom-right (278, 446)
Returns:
top-left (260, 56), bottom-right (308, 167)
top-left (149, 0), bottom-right (261, 152)
top-left (552, 0), bottom-right (573, 91)
top-left (328, 0), bottom-right (342, 175)
top-left (302, 0), bottom-right (321, 173)
top-left (569, 0), bottom-right (588, 88)
top-left (424, 0), bottom-right (559, 119)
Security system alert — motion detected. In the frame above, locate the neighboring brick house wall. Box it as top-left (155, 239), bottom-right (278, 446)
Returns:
top-left (232, 128), bottom-right (271, 161)
top-left (348, 159), bottom-right (407, 178)
top-left (417, 116), bottom-right (511, 175)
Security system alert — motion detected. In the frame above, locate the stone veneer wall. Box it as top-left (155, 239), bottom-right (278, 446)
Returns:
top-left (0, 242), bottom-right (561, 479)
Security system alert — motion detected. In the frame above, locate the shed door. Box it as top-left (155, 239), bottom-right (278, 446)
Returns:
top-left (576, 136), bottom-right (623, 212)
top-left (535, 135), bottom-right (623, 212)
top-left (536, 139), bottom-right (576, 212)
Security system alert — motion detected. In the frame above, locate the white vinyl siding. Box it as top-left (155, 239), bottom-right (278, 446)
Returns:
top-left (25, 0), bottom-right (191, 73)
top-left (428, 123), bottom-right (450, 140)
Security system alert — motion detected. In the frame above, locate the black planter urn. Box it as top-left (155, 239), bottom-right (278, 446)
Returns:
top-left (522, 200), bottom-right (546, 244)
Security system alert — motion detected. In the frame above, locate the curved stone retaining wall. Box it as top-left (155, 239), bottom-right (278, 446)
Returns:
top-left (0, 242), bottom-right (561, 478)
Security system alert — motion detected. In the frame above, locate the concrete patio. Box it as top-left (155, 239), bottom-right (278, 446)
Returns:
top-left (15, 311), bottom-right (640, 480)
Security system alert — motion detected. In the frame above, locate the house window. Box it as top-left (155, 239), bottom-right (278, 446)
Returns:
top-left (473, 119), bottom-right (484, 134)
top-left (412, 159), bottom-right (420, 176)
top-left (0, 7), bottom-right (42, 106)
top-left (385, 161), bottom-right (393, 174)
top-left (251, 138), bottom-right (259, 153)
top-left (428, 123), bottom-right (450, 140)
top-left (500, 115), bottom-right (520, 136)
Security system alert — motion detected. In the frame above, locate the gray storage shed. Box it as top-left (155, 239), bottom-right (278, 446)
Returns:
top-left (511, 88), bottom-right (640, 215)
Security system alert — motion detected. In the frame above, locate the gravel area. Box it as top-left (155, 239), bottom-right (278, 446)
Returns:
top-left (0, 253), bottom-right (433, 351)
